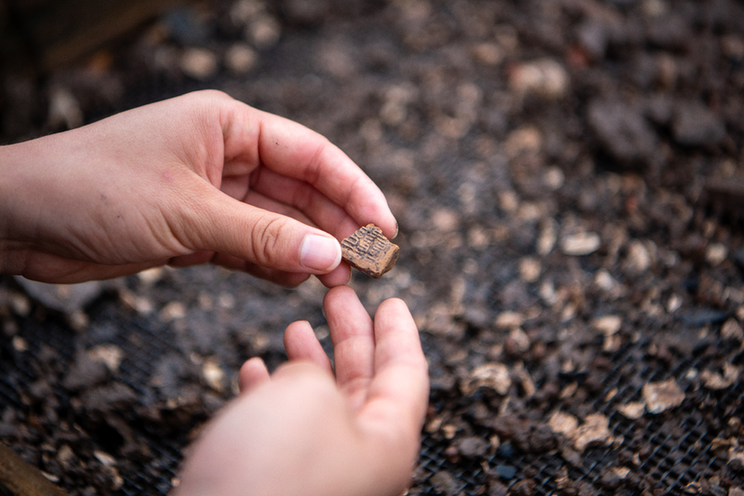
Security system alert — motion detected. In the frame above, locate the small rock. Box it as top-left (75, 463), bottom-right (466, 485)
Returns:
top-left (494, 464), bottom-right (517, 480)
top-left (721, 319), bottom-right (744, 341)
top-left (706, 243), bottom-right (728, 266)
top-left (509, 59), bottom-right (569, 99)
top-left (504, 126), bottom-right (542, 157)
top-left (12, 336), bottom-right (28, 352)
top-left (495, 311), bottom-right (525, 329)
top-left (471, 42), bottom-right (503, 65)
top-left (618, 401), bottom-right (645, 419)
top-left (561, 232), bottom-right (601, 256)
top-left (456, 436), bottom-right (489, 458)
top-left (431, 208), bottom-right (459, 232)
top-left (624, 240), bottom-right (652, 273)
top-left (592, 315), bottom-right (622, 335)
top-left (572, 413), bottom-right (612, 451)
top-left (429, 470), bottom-right (458, 494)
top-left (160, 301), bottom-right (187, 321)
top-left (461, 363), bottom-right (511, 395)
top-left (587, 99), bottom-right (657, 166)
top-left (225, 43), bottom-right (258, 74)
top-left (673, 103), bottom-right (726, 147)
top-left (245, 14), bottom-right (281, 48)
top-left (700, 364), bottom-right (740, 390)
top-left (89, 345), bottom-right (124, 373)
top-left (202, 358), bottom-right (226, 392)
top-left (642, 378), bottom-right (685, 414)
top-left (548, 411), bottom-right (579, 436)
top-left (508, 328), bottom-right (531, 353)
top-left (537, 219), bottom-right (557, 255)
top-left (180, 47), bottom-right (218, 80)
top-left (48, 87), bottom-right (83, 130)
top-left (137, 267), bottom-right (163, 286)
top-left (518, 257), bottom-right (541, 282)
top-left (94, 451), bottom-right (117, 467)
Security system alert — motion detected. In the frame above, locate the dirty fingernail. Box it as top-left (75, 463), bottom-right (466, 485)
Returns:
top-left (300, 235), bottom-right (342, 271)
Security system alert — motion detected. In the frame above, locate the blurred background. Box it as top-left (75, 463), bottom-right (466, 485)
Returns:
top-left (1, 0), bottom-right (744, 494)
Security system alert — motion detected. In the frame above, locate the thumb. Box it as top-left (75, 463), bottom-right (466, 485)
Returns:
top-left (180, 190), bottom-right (342, 274)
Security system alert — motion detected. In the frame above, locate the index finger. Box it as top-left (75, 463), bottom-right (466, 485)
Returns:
top-left (226, 104), bottom-right (397, 239)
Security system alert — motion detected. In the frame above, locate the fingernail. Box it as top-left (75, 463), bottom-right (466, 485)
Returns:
top-left (300, 235), bottom-right (342, 271)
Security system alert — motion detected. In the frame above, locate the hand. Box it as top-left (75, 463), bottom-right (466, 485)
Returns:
top-left (0, 90), bottom-right (396, 287)
top-left (174, 286), bottom-right (430, 496)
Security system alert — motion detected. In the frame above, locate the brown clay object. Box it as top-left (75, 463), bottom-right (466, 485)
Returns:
top-left (341, 224), bottom-right (399, 278)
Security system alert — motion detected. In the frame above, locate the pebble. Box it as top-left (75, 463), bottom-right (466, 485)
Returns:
top-left (12, 336), bottom-right (28, 352)
top-left (202, 359), bottom-right (225, 392)
top-left (543, 166), bottom-right (565, 191)
top-left (592, 315), bottom-right (622, 336)
top-left (561, 232), bottom-right (601, 256)
top-left (642, 378), bottom-right (685, 414)
top-left (673, 103), bottom-right (726, 147)
top-left (317, 41), bottom-right (357, 80)
top-left (246, 14), bottom-right (281, 49)
top-left (494, 464), bottom-right (517, 480)
top-left (89, 345), bottom-right (123, 373)
top-left (431, 208), bottom-right (459, 232)
top-left (225, 43), bottom-right (258, 74)
top-left (495, 311), bottom-right (525, 329)
top-left (624, 240), bottom-right (652, 273)
top-left (587, 99), bottom-right (657, 166)
top-left (618, 401), bottom-right (645, 419)
top-left (508, 328), bottom-right (531, 352)
top-left (471, 42), bottom-right (503, 65)
top-left (721, 319), bottom-right (744, 341)
top-left (537, 219), bottom-right (557, 256)
top-left (700, 363), bottom-right (739, 390)
top-left (518, 257), bottom-right (541, 282)
top-left (509, 59), bottom-right (569, 99)
top-left (456, 436), bottom-right (489, 458)
top-left (160, 301), bottom-right (187, 321)
top-left (429, 471), bottom-right (458, 494)
top-left (48, 87), bottom-right (83, 129)
top-left (504, 126), bottom-right (542, 157)
top-left (180, 47), bottom-right (218, 80)
top-left (461, 363), bottom-right (511, 395)
top-left (706, 242), bottom-right (728, 266)
top-left (572, 413), bottom-right (612, 451)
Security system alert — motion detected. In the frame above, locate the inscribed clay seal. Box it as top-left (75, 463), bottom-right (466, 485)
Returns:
top-left (341, 224), bottom-right (399, 278)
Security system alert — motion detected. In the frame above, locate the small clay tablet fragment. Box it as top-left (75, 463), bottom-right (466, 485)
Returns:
top-left (341, 224), bottom-right (399, 278)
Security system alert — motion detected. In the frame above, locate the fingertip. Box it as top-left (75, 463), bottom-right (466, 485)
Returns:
top-left (238, 357), bottom-right (270, 394)
top-left (377, 296), bottom-right (412, 318)
top-left (284, 320), bottom-right (334, 374)
top-left (317, 263), bottom-right (351, 288)
top-left (323, 283), bottom-right (357, 307)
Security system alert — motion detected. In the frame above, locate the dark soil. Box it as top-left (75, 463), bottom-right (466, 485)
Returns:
top-left (1, 0), bottom-right (744, 494)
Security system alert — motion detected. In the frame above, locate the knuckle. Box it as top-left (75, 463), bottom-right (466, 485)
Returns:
top-left (249, 216), bottom-right (288, 267)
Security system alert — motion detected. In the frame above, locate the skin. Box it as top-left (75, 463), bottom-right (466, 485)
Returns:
top-left (176, 286), bottom-right (429, 496)
top-left (0, 90), bottom-right (397, 287)
top-left (0, 91), bottom-right (428, 494)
